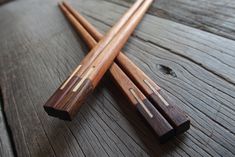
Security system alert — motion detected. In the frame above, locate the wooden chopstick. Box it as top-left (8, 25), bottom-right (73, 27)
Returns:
top-left (61, 2), bottom-right (190, 135)
top-left (44, 0), bottom-right (144, 116)
top-left (58, 3), bottom-right (175, 142)
top-left (52, 0), bottom-right (154, 120)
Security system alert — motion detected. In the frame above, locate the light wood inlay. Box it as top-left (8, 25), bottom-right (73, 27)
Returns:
top-left (60, 65), bottom-right (82, 89)
top-left (129, 88), bottom-right (153, 118)
top-left (144, 79), bottom-right (169, 106)
top-left (72, 67), bottom-right (94, 92)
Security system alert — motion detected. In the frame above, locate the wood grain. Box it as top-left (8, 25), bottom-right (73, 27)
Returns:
top-left (108, 0), bottom-right (235, 41)
top-left (0, 0), bottom-right (235, 156)
top-left (0, 101), bottom-right (14, 157)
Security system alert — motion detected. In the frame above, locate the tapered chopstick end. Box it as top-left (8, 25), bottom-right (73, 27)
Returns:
top-left (136, 99), bottom-right (175, 143)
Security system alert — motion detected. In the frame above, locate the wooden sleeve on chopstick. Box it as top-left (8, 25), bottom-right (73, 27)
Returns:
top-left (62, 2), bottom-right (190, 134)
top-left (58, 0), bottom-right (153, 121)
top-left (43, 0), bottom-right (144, 118)
top-left (109, 63), bottom-right (174, 142)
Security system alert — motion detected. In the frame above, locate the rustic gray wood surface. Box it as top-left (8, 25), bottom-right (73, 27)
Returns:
top-left (0, 0), bottom-right (235, 156)
top-left (0, 103), bottom-right (14, 157)
top-left (109, 0), bottom-right (235, 40)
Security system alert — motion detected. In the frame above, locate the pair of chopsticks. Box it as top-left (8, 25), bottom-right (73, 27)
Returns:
top-left (44, 0), bottom-right (146, 118)
top-left (44, 0), bottom-right (190, 142)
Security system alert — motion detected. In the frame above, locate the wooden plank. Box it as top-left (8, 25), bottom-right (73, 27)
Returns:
top-left (107, 0), bottom-right (235, 40)
top-left (0, 0), bottom-right (234, 156)
top-left (0, 102), bottom-right (14, 157)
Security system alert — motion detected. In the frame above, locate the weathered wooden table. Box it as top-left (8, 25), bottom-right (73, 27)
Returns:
top-left (0, 0), bottom-right (235, 156)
